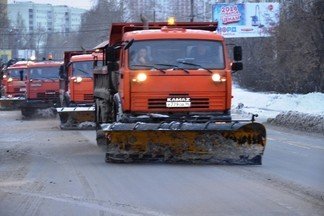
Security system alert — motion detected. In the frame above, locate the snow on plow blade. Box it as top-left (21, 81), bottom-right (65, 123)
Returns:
top-left (101, 122), bottom-right (267, 165)
top-left (0, 97), bottom-right (25, 110)
top-left (57, 106), bottom-right (95, 130)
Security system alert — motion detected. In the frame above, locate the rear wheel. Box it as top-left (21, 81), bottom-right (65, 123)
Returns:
top-left (21, 108), bottom-right (34, 118)
top-left (59, 112), bottom-right (69, 124)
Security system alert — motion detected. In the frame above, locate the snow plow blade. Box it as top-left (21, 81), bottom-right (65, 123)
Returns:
top-left (57, 106), bottom-right (95, 130)
top-left (0, 97), bottom-right (25, 110)
top-left (100, 122), bottom-right (266, 165)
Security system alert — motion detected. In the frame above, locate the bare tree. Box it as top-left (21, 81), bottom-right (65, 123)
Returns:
top-left (0, 2), bottom-right (10, 50)
top-left (78, 0), bottom-right (124, 49)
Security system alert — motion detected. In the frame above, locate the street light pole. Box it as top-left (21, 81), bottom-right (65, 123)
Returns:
top-left (190, 0), bottom-right (194, 22)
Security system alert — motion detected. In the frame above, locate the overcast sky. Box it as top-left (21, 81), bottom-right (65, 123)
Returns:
top-left (8, 0), bottom-right (95, 10)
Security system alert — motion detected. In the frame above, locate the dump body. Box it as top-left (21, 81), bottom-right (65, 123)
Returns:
top-left (57, 51), bottom-right (103, 129)
top-left (94, 22), bottom-right (266, 164)
top-left (0, 61), bottom-right (28, 110)
top-left (20, 61), bottom-right (62, 117)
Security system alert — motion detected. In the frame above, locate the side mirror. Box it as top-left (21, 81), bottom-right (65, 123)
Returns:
top-left (106, 46), bottom-right (117, 62)
top-left (59, 65), bottom-right (67, 80)
top-left (124, 39), bottom-right (134, 50)
top-left (19, 70), bottom-right (24, 81)
top-left (233, 46), bottom-right (242, 61)
top-left (231, 62), bottom-right (243, 71)
top-left (93, 60), bottom-right (98, 68)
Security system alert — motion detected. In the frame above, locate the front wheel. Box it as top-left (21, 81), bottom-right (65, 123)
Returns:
top-left (21, 108), bottom-right (34, 118)
top-left (96, 129), bottom-right (107, 151)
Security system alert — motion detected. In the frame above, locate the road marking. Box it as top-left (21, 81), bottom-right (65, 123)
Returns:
top-left (285, 141), bottom-right (311, 150)
top-left (270, 137), bottom-right (324, 151)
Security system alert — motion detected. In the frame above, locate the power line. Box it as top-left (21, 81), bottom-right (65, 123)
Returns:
top-left (0, 28), bottom-right (110, 36)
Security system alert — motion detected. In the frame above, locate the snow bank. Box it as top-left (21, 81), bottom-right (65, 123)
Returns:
top-left (232, 85), bottom-right (324, 134)
top-left (268, 111), bottom-right (324, 135)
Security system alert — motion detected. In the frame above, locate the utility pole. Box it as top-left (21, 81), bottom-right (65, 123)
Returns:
top-left (190, 0), bottom-right (194, 22)
top-left (153, 10), bottom-right (156, 22)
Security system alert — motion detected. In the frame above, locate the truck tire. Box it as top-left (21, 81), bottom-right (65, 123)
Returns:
top-left (21, 108), bottom-right (34, 118)
top-left (96, 129), bottom-right (107, 151)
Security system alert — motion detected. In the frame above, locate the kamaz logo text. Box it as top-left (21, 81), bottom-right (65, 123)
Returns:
top-left (167, 98), bottom-right (190, 102)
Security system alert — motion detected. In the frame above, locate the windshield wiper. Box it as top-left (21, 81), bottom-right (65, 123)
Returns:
top-left (31, 76), bottom-right (57, 82)
top-left (76, 68), bottom-right (92, 78)
top-left (154, 63), bottom-right (190, 74)
top-left (177, 61), bottom-right (213, 73)
top-left (131, 64), bottom-right (167, 74)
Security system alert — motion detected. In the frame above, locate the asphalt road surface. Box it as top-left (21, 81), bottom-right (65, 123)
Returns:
top-left (0, 111), bottom-right (323, 216)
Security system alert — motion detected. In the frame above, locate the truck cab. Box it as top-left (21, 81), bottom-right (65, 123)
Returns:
top-left (66, 53), bottom-right (102, 106)
top-left (21, 61), bottom-right (62, 117)
top-left (95, 22), bottom-right (241, 123)
top-left (3, 61), bottom-right (28, 98)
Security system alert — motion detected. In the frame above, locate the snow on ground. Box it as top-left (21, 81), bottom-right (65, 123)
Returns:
top-left (231, 84), bottom-right (324, 134)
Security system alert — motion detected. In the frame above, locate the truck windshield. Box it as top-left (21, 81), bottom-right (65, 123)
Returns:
top-left (30, 67), bottom-right (60, 79)
top-left (129, 40), bottom-right (225, 70)
top-left (72, 61), bottom-right (101, 77)
top-left (8, 69), bottom-right (26, 79)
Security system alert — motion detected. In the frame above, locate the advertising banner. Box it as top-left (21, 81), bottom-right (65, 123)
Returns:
top-left (212, 3), bottom-right (280, 38)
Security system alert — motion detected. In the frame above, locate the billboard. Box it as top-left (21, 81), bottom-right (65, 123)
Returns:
top-left (212, 3), bottom-right (280, 38)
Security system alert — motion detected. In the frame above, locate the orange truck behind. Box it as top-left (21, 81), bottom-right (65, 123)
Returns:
top-left (20, 61), bottom-right (62, 117)
top-left (0, 61), bottom-right (28, 110)
top-left (57, 51), bottom-right (102, 129)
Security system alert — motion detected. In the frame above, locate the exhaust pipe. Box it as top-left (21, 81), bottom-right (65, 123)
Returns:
top-left (140, 14), bottom-right (149, 30)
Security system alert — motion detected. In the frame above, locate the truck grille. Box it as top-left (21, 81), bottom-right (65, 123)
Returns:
top-left (37, 91), bottom-right (59, 100)
top-left (84, 94), bottom-right (94, 101)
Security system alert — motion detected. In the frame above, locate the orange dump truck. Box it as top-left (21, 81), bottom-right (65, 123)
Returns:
top-left (0, 61), bottom-right (28, 110)
top-left (56, 51), bottom-right (103, 129)
top-left (20, 61), bottom-right (62, 117)
top-left (94, 22), bottom-right (266, 164)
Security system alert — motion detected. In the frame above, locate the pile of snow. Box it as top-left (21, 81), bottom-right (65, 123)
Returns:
top-left (77, 121), bottom-right (96, 129)
top-left (231, 85), bottom-right (324, 134)
top-left (34, 108), bottom-right (57, 118)
top-left (268, 111), bottom-right (324, 134)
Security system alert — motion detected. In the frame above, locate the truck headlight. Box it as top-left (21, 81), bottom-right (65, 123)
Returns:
top-left (74, 76), bottom-right (83, 83)
top-left (135, 73), bottom-right (147, 82)
top-left (7, 77), bottom-right (13, 83)
top-left (212, 74), bottom-right (226, 83)
top-left (212, 74), bottom-right (221, 82)
top-left (3, 74), bottom-right (7, 78)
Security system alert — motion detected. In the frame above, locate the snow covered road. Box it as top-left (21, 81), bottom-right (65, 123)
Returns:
top-left (0, 111), bottom-right (323, 216)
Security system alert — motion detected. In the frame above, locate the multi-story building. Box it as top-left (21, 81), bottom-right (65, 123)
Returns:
top-left (8, 1), bottom-right (86, 33)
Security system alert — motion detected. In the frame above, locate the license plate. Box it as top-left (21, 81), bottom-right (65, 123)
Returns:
top-left (166, 98), bottom-right (191, 108)
top-left (19, 88), bottom-right (26, 92)
top-left (45, 92), bottom-right (56, 95)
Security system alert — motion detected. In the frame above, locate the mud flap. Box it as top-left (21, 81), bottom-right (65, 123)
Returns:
top-left (101, 122), bottom-right (266, 165)
top-left (57, 107), bottom-right (95, 130)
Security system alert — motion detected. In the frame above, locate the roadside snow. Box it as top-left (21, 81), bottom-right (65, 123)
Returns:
top-left (231, 84), bottom-right (324, 134)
